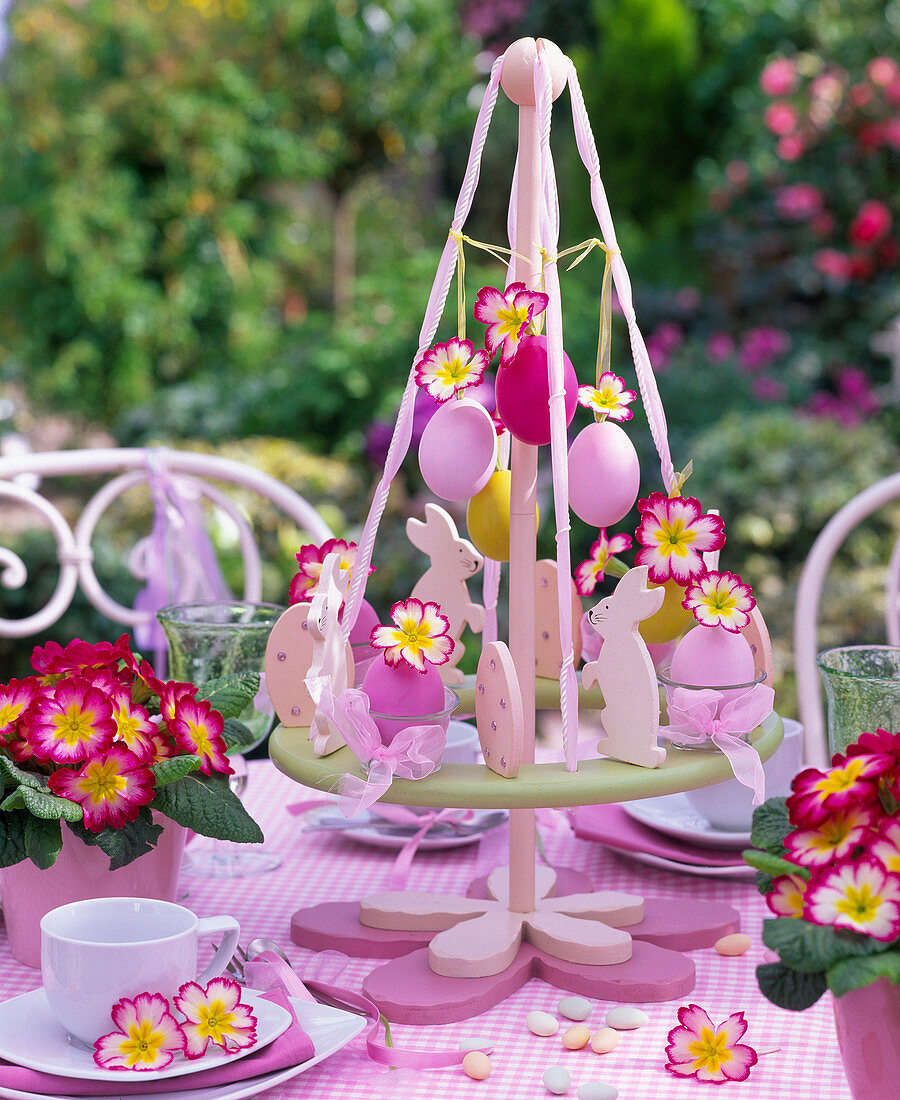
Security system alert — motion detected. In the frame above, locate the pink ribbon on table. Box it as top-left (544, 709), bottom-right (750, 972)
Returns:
top-left (660, 684), bottom-right (775, 804)
top-left (315, 688), bottom-right (446, 816)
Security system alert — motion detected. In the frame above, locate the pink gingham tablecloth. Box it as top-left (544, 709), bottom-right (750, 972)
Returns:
top-left (0, 761), bottom-right (851, 1100)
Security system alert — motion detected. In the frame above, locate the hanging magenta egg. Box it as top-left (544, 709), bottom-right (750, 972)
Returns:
top-left (566, 420), bottom-right (640, 527)
top-left (418, 398), bottom-right (498, 502)
top-left (494, 335), bottom-right (578, 446)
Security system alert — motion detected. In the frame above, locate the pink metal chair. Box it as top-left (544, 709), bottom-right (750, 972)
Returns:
top-left (0, 447), bottom-right (332, 651)
top-left (793, 472), bottom-right (900, 769)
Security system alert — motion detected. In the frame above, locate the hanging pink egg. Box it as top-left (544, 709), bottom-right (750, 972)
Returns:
top-left (567, 420), bottom-right (640, 527)
top-left (418, 398), bottom-right (498, 502)
top-left (348, 598), bottom-right (380, 646)
top-left (494, 335), bottom-right (578, 446)
top-left (361, 657), bottom-right (448, 744)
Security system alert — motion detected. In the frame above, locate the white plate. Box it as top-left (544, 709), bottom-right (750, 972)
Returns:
top-left (0, 997), bottom-right (366, 1100)
top-left (613, 847), bottom-right (757, 880)
top-left (622, 792), bottom-right (752, 849)
top-left (0, 988), bottom-right (290, 1081)
top-left (305, 805), bottom-right (507, 851)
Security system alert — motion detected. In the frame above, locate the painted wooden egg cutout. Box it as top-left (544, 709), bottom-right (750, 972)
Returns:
top-left (535, 559), bottom-right (582, 679)
top-left (476, 641), bottom-right (525, 778)
top-left (494, 335), bottom-right (578, 446)
top-left (265, 603), bottom-right (355, 727)
top-left (567, 420), bottom-right (640, 528)
top-left (418, 398), bottom-right (498, 502)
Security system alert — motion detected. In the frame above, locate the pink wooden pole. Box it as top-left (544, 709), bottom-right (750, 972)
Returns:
top-left (500, 38), bottom-right (566, 914)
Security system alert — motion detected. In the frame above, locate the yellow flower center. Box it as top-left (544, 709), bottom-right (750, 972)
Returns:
top-left (196, 998), bottom-right (236, 1044)
top-left (121, 1021), bottom-right (165, 1066)
top-left (0, 701), bottom-right (25, 726)
top-left (815, 758), bottom-right (868, 797)
top-left (496, 302), bottom-right (529, 339)
top-left (655, 519), bottom-right (697, 556)
top-left (53, 705), bottom-right (97, 747)
top-left (836, 883), bottom-right (881, 925)
top-left (437, 356), bottom-right (469, 385)
top-left (78, 759), bottom-right (126, 805)
top-left (688, 1027), bottom-right (733, 1074)
top-left (186, 718), bottom-right (213, 758)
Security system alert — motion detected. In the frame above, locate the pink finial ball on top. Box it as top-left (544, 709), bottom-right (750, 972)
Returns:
top-left (500, 38), bottom-right (567, 106)
top-left (361, 657), bottom-right (447, 745)
top-left (567, 420), bottom-right (641, 528)
top-left (494, 335), bottom-right (578, 446)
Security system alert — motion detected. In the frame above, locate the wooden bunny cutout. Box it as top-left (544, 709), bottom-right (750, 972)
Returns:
top-left (582, 565), bottom-right (667, 768)
top-left (407, 503), bottom-right (485, 685)
top-left (307, 551), bottom-right (353, 755)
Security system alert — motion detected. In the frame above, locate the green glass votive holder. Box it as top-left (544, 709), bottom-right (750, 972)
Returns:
top-left (817, 645), bottom-right (900, 757)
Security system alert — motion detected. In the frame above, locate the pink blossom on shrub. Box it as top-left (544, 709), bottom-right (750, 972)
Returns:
top-left (752, 376), bottom-right (788, 402)
top-left (811, 211), bottom-right (835, 238)
top-left (760, 57), bottom-right (797, 97)
top-left (738, 327), bottom-right (791, 372)
top-left (813, 248), bottom-right (854, 281)
top-left (858, 121), bottom-right (887, 151)
top-left (849, 82), bottom-right (875, 109)
top-left (850, 200), bottom-right (892, 245)
top-left (805, 367), bottom-right (881, 427)
top-left (645, 321), bottom-right (684, 372)
top-left (764, 102), bottom-right (798, 136)
top-left (777, 134), bottom-right (805, 160)
top-left (810, 70), bottom-right (847, 107)
top-left (884, 118), bottom-right (900, 151)
top-left (705, 332), bottom-right (735, 363)
top-left (867, 57), bottom-right (900, 88)
top-left (725, 159), bottom-right (749, 186)
top-left (886, 78), bottom-right (900, 108)
top-left (775, 183), bottom-right (824, 221)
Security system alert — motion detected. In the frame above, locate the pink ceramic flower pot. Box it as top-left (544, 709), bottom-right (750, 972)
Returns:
top-left (833, 978), bottom-right (900, 1099)
top-left (0, 817), bottom-right (187, 968)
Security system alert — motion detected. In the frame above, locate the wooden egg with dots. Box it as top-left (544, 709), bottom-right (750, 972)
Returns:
top-left (535, 559), bottom-right (582, 678)
top-left (475, 641), bottom-right (525, 777)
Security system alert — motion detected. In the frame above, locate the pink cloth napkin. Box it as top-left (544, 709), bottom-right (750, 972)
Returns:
top-left (0, 988), bottom-right (315, 1097)
top-left (570, 804), bottom-right (748, 868)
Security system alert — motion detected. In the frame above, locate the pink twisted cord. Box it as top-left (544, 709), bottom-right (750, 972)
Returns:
top-left (564, 60), bottom-right (677, 495)
top-left (535, 51), bottom-right (579, 772)
top-left (342, 58), bottom-right (504, 639)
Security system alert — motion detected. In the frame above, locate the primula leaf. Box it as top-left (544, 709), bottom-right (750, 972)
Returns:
top-left (0, 789), bottom-right (25, 812)
top-left (24, 815), bottom-right (62, 870)
top-left (750, 796), bottom-right (790, 853)
top-left (828, 951), bottom-right (900, 998)
top-left (18, 786), bottom-right (83, 822)
top-left (150, 773), bottom-right (263, 843)
top-left (742, 848), bottom-right (809, 880)
top-left (0, 756), bottom-right (46, 791)
top-left (67, 808), bottom-right (164, 872)
top-left (0, 809), bottom-right (28, 867)
top-left (151, 755), bottom-right (200, 786)
top-left (222, 718), bottom-right (258, 751)
top-left (762, 916), bottom-right (885, 972)
top-left (756, 870), bottom-right (775, 895)
top-left (196, 674), bottom-right (260, 720)
top-left (756, 961), bottom-right (828, 1011)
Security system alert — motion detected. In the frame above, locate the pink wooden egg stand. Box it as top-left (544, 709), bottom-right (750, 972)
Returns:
top-left (268, 37), bottom-right (783, 1024)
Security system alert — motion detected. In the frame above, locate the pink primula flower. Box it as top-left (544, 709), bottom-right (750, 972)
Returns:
top-left (574, 530), bottom-right (633, 596)
top-left (766, 873), bottom-right (808, 918)
top-left (289, 538), bottom-right (372, 605)
top-left (473, 282), bottom-right (548, 365)
top-left (784, 805), bottom-right (878, 868)
top-left (370, 597), bottom-right (453, 673)
top-left (174, 978), bottom-right (257, 1059)
top-left (0, 677), bottom-right (40, 739)
top-left (760, 57), bottom-right (797, 97)
top-left (31, 634), bottom-right (133, 678)
top-left (665, 1004), bottom-right (758, 1084)
top-left (166, 696), bottom-right (230, 776)
top-left (804, 857), bottom-right (900, 941)
top-left (108, 682), bottom-right (157, 764)
top-left (872, 819), bottom-right (900, 874)
top-left (576, 373), bottom-right (637, 422)
top-left (634, 493), bottom-right (725, 586)
top-left (681, 570), bottom-right (756, 633)
top-left (49, 745), bottom-right (156, 832)
top-left (849, 200), bottom-right (892, 246)
top-left (787, 755), bottom-right (888, 827)
top-left (764, 101), bottom-right (798, 136)
top-left (93, 992), bottom-right (185, 1071)
top-left (27, 677), bottom-right (116, 765)
top-left (414, 337), bottom-right (489, 403)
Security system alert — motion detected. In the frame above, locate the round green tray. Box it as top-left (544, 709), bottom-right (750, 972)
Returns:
top-left (270, 704), bottom-right (784, 811)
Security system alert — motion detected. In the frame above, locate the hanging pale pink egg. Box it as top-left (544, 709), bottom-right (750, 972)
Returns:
top-left (362, 657), bottom-right (447, 744)
top-left (348, 598), bottom-right (380, 645)
top-left (567, 420), bottom-right (640, 527)
top-left (418, 398), bottom-right (498, 501)
top-left (669, 624), bottom-right (757, 688)
top-left (494, 335), bottom-right (578, 446)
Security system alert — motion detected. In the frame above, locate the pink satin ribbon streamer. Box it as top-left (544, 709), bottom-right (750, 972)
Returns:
top-left (660, 684), bottom-right (775, 804)
top-left (315, 688), bottom-right (445, 815)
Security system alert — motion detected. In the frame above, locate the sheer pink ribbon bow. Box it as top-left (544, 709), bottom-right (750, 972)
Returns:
top-left (660, 685), bottom-right (775, 804)
top-left (315, 688), bottom-right (446, 816)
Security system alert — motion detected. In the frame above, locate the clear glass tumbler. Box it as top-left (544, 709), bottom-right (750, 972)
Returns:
top-left (817, 645), bottom-right (900, 757)
top-left (156, 600), bottom-right (285, 877)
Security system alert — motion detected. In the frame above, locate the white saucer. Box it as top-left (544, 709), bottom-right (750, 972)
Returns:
top-left (0, 997), bottom-right (365, 1100)
top-left (622, 792), bottom-right (752, 849)
top-left (0, 988), bottom-right (289, 1081)
top-left (305, 805), bottom-right (507, 851)
top-left (615, 848), bottom-right (756, 880)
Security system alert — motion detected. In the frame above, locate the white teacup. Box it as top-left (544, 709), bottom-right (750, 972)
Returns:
top-left (41, 897), bottom-right (240, 1047)
top-left (684, 718), bottom-right (804, 832)
top-left (443, 719), bottom-right (482, 764)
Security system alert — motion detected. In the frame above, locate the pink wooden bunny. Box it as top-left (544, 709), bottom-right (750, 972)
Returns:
top-left (307, 551), bottom-right (353, 755)
top-left (407, 503), bottom-right (485, 685)
top-left (582, 565), bottom-right (667, 768)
